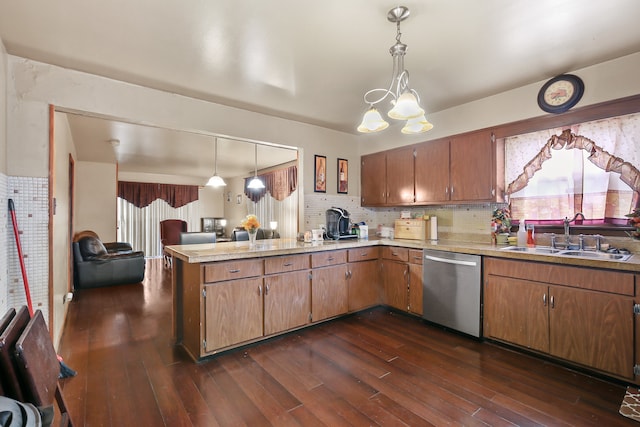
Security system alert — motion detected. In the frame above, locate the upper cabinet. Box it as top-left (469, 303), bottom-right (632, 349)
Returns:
top-left (362, 129), bottom-right (504, 207)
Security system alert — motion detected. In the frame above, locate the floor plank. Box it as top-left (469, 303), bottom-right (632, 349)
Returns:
top-left (58, 258), bottom-right (637, 426)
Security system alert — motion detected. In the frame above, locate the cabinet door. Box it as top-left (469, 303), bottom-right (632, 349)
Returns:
top-left (414, 139), bottom-right (450, 203)
top-left (361, 152), bottom-right (387, 206)
top-left (312, 264), bottom-right (349, 322)
top-left (204, 277), bottom-right (263, 353)
top-left (483, 275), bottom-right (548, 353)
top-left (382, 260), bottom-right (408, 311)
top-left (386, 146), bottom-right (415, 204)
top-left (408, 263), bottom-right (423, 315)
top-left (550, 286), bottom-right (634, 379)
top-left (264, 270), bottom-right (311, 335)
top-left (450, 130), bottom-right (493, 201)
top-left (348, 260), bottom-right (381, 311)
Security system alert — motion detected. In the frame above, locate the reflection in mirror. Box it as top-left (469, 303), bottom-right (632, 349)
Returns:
top-left (61, 111), bottom-right (299, 256)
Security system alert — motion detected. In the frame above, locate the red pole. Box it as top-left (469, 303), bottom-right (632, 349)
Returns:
top-left (8, 199), bottom-right (34, 317)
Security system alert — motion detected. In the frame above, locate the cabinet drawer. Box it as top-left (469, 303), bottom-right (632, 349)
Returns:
top-left (382, 246), bottom-right (409, 262)
top-left (409, 249), bottom-right (423, 265)
top-left (265, 254), bottom-right (310, 274)
top-left (203, 259), bottom-right (263, 283)
top-left (312, 250), bottom-right (347, 268)
top-left (347, 246), bottom-right (380, 262)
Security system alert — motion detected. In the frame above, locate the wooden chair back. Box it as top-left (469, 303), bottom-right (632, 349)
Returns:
top-left (0, 305), bottom-right (30, 401)
top-left (14, 309), bottom-right (73, 426)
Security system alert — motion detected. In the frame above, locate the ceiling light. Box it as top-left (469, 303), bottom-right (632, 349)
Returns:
top-left (206, 137), bottom-right (226, 187)
top-left (247, 144), bottom-right (265, 190)
top-left (357, 6), bottom-right (433, 134)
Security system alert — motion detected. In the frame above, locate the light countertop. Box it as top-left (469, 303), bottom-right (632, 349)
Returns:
top-left (165, 238), bottom-right (640, 273)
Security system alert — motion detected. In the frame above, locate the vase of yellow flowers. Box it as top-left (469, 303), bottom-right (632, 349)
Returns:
top-left (241, 214), bottom-right (260, 246)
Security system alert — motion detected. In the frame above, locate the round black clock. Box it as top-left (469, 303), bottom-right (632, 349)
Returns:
top-left (537, 74), bottom-right (584, 114)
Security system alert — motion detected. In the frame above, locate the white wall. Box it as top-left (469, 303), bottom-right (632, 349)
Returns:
top-left (75, 161), bottom-right (117, 241)
top-left (198, 185), bottom-right (225, 222)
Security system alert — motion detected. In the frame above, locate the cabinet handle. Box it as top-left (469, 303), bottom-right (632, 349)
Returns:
top-left (258, 285), bottom-right (262, 296)
top-left (550, 295), bottom-right (555, 309)
top-left (228, 269), bottom-right (240, 273)
top-left (413, 256), bottom-right (421, 261)
top-left (327, 257), bottom-right (334, 261)
top-left (360, 252), bottom-right (368, 257)
top-left (450, 186), bottom-right (454, 195)
top-left (543, 293), bottom-right (547, 306)
top-left (392, 252), bottom-right (399, 257)
top-left (283, 262), bottom-right (293, 267)
top-left (265, 284), bottom-right (270, 295)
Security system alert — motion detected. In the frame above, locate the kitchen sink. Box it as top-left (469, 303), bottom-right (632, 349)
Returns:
top-left (500, 245), bottom-right (632, 262)
top-left (558, 250), bottom-right (632, 261)
top-left (500, 246), bottom-right (561, 254)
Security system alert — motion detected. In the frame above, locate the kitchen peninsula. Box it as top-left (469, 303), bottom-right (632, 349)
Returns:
top-left (167, 237), bottom-right (640, 384)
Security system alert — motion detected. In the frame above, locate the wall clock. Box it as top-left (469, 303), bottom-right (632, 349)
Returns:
top-left (537, 74), bottom-right (584, 114)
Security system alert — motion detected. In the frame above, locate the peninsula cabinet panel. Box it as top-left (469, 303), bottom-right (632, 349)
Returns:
top-left (414, 139), bottom-right (450, 203)
top-left (312, 264), bottom-right (349, 322)
top-left (204, 277), bottom-right (263, 353)
top-left (348, 260), bottom-right (380, 311)
top-left (361, 151), bottom-right (387, 206)
top-left (386, 146), bottom-right (416, 205)
top-left (264, 270), bottom-right (311, 336)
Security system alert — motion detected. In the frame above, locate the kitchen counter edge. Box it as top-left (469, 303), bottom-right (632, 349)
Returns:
top-left (165, 238), bottom-right (640, 272)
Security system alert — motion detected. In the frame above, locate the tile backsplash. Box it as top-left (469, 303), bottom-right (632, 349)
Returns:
top-left (304, 193), bottom-right (495, 244)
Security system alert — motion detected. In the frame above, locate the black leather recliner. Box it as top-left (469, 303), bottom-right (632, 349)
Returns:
top-left (72, 236), bottom-right (145, 289)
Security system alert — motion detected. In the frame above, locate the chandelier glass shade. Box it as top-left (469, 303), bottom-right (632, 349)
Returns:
top-left (357, 6), bottom-right (433, 134)
top-left (247, 144), bottom-right (265, 190)
top-left (206, 137), bottom-right (227, 187)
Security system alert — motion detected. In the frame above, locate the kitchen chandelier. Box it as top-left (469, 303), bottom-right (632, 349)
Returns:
top-left (357, 6), bottom-right (433, 135)
top-left (247, 143), bottom-right (265, 189)
top-left (206, 136), bottom-right (227, 187)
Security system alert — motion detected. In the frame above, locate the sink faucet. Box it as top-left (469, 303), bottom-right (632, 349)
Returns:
top-left (564, 212), bottom-right (585, 245)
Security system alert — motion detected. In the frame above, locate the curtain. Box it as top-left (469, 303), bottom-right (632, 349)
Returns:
top-left (250, 188), bottom-right (299, 239)
top-left (117, 197), bottom-right (201, 257)
top-left (245, 165), bottom-right (297, 203)
top-left (118, 181), bottom-right (199, 208)
top-left (505, 113), bottom-right (640, 222)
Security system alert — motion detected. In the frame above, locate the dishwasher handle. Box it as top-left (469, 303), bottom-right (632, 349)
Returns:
top-left (424, 254), bottom-right (478, 267)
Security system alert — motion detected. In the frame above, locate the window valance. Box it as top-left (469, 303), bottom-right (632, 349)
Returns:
top-left (118, 181), bottom-right (199, 208)
top-left (245, 165), bottom-right (298, 203)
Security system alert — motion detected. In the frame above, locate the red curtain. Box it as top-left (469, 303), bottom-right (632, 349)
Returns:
top-left (245, 165), bottom-right (298, 203)
top-left (118, 181), bottom-right (199, 208)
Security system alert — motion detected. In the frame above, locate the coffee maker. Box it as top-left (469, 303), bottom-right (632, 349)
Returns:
top-left (325, 207), bottom-right (357, 240)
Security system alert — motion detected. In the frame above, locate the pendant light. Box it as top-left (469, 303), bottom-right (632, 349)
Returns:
top-left (357, 6), bottom-right (433, 134)
top-left (206, 137), bottom-right (226, 187)
top-left (247, 144), bottom-right (265, 189)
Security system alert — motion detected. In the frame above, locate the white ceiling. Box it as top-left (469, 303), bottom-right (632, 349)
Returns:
top-left (2, 0), bottom-right (640, 181)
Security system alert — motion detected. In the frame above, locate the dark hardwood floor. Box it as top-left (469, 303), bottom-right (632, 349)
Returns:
top-left (58, 258), bottom-right (636, 426)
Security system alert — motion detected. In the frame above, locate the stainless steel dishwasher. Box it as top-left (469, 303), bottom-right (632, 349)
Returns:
top-left (422, 249), bottom-right (482, 337)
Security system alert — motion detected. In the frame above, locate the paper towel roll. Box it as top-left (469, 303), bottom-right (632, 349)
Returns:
top-left (430, 216), bottom-right (438, 240)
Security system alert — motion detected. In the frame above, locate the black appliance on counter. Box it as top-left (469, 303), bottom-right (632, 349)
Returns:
top-left (325, 207), bottom-right (357, 240)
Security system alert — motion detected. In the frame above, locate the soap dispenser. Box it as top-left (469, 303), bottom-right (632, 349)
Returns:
top-left (517, 221), bottom-right (527, 247)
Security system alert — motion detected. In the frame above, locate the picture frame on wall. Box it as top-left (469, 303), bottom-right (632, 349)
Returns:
top-left (338, 158), bottom-right (348, 194)
top-left (314, 155), bottom-right (326, 192)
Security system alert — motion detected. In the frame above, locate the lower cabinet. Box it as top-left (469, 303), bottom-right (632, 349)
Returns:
top-left (264, 269), bottom-right (311, 335)
top-left (347, 247), bottom-right (381, 311)
top-left (204, 277), bottom-right (263, 352)
top-left (484, 257), bottom-right (635, 381)
top-left (381, 247), bottom-right (423, 316)
top-left (311, 250), bottom-right (348, 322)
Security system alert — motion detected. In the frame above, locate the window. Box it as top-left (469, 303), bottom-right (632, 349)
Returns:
top-left (505, 113), bottom-right (640, 225)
